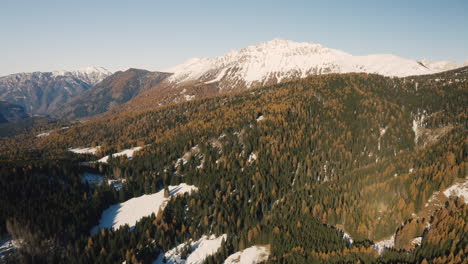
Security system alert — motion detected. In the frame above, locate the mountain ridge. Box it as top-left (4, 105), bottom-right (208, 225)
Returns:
top-left (119, 39), bottom-right (466, 113)
top-left (166, 39), bottom-right (465, 89)
top-left (54, 68), bottom-right (172, 120)
top-left (0, 66), bottom-right (113, 116)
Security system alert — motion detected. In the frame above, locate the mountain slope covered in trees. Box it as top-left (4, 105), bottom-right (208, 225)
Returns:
top-left (0, 101), bottom-right (29, 123)
top-left (0, 67), bottom-right (466, 263)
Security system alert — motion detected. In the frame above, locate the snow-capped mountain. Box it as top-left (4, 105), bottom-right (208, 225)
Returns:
top-left (166, 39), bottom-right (462, 91)
top-left (55, 68), bottom-right (172, 120)
top-left (51, 66), bottom-right (112, 85)
top-left (418, 59), bottom-right (468, 73)
top-left (0, 67), bottom-right (112, 115)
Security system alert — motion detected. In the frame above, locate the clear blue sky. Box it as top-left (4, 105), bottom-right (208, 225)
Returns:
top-left (1, 0), bottom-right (467, 75)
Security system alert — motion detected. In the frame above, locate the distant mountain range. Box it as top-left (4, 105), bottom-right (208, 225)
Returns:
top-left (0, 66), bottom-right (112, 116)
top-left (0, 39), bottom-right (466, 119)
top-left (54, 69), bottom-right (171, 120)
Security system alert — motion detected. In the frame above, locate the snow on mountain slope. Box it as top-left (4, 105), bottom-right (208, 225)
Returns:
top-left (69, 146), bottom-right (100, 155)
top-left (373, 236), bottom-right (395, 254)
top-left (153, 234), bottom-right (227, 264)
top-left (52, 66), bottom-right (112, 85)
top-left (98, 146), bottom-right (143, 163)
top-left (91, 183), bottom-right (198, 233)
top-left (443, 177), bottom-right (468, 203)
top-left (166, 39), bottom-right (460, 91)
top-left (224, 245), bottom-right (270, 264)
top-left (419, 59), bottom-right (467, 73)
top-left (0, 66), bottom-right (112, 115)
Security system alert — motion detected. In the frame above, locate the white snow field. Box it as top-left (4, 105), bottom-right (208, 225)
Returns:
top-left (153, 234), bottom-right (227, 264)
top-left (69, 146), bottom-right (100, 155)
top-left (224, 245), bottom-right (270, 264)
top-left (98, 146), bottom-right (143, 163)
top-left (91, 183), bottom-right (198, 233)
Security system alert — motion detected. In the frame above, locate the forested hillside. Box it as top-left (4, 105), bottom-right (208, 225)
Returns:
top-left (0, 68), bottom-right (466, 263)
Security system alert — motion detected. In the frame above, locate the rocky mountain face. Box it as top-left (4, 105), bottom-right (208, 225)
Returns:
top-left (0, 101), bottom-right (29, 123)
top-left (0, 67), bottom-right (112, 116)
top-left (54, 69), bottom-right (172, 120)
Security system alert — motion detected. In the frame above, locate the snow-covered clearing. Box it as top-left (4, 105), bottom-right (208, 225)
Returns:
top-left (98, 146), bottom-right (143, 163)
top-left (69, 146), bottom-right (100, 155)
top-left (224, 245), bottom-right (270, 264)
top-left (153, 234), bottom-right (227, 264)
top-left (373, 236), bottom-right (394, 254)
top-left (443, 177), bottom-right (468, 203)
top-left (91, 183), bottom-right (198, 233)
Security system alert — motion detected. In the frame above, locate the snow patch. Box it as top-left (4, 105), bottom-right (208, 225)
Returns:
top-left (373, 236), bottom-right (394, 254)
top-left (224, 245), bottom-right (270, 264)
top-left (153, 234), bottom-right (227, 264)
top-left (205, 67), bottom-right (229, 84)
top-left (69, 146), bottom-right (100, 155)
top-left (443, 178), bottom-right (468, 203)
top-left (341, 232), bottom-right (354, 245)
top-left (36, 132), bottom-right (51, 137)
top-left (91, 183), bottom-right (198, 233)
top-left (247, 152), bottom-right (257, 164)
top-left (412, 113), bottom-right (425, 145)
top-left (98, 146), bottom-right (143, 163)
top-left (411, 237), bottom-right (422, 247)
top-left (184, 94), bottom-right (195, 101)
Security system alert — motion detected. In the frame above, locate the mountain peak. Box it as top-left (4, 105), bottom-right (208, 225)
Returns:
top-left (52, 66), bottom-right (111, 76)
top-left (166, 39), bottom-right (464, 90)
top-left (51, 66), bottom-right (112, 85)
top-left (237, 38), bottom-right (332, 56)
